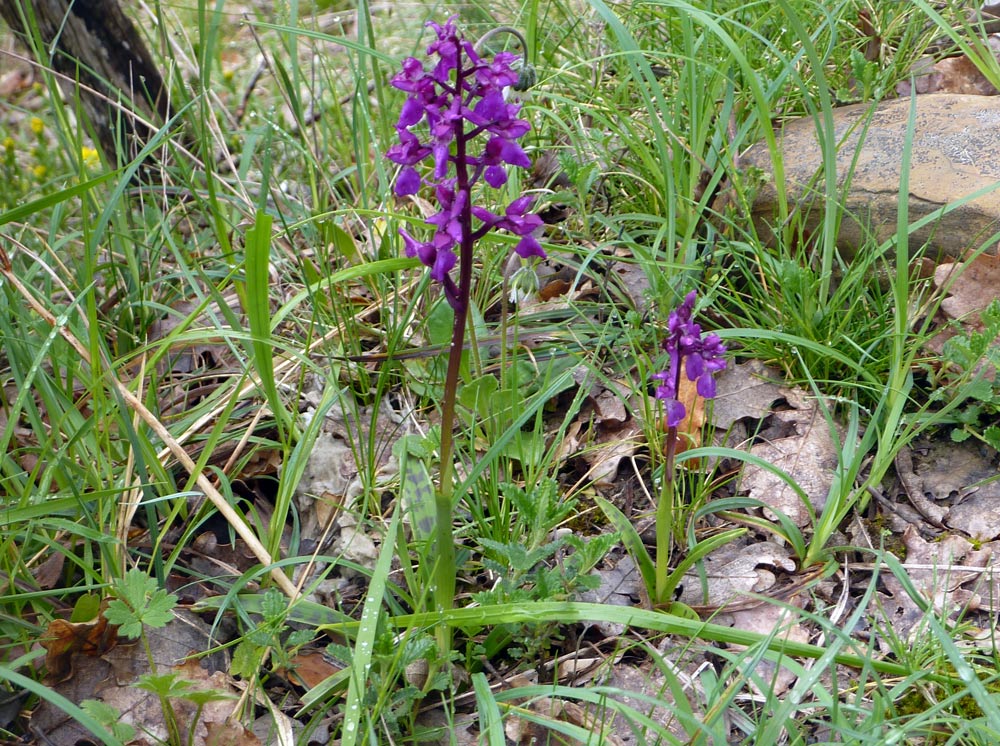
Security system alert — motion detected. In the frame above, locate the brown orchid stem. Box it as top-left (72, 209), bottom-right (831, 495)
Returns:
top-left (655, 346), bottom-right (684, 605)
top-left (432, 57), bottom-right (476, 657)
top-left (655, 424), bottom-right (678, 605)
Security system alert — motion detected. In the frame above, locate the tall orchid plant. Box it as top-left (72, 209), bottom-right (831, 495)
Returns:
top-left (652, 292), bottom-right (727, 603)
top-left (387, 18), bottom-right (542, 641)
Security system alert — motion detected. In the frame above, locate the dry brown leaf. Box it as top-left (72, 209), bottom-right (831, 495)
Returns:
top-left (675, 541), bottom-right (795, 608)
top-left (672, 375), bottom-right (707, 456)
top-left (577, 553), bottom-right (643, 637)
top-left (717, 595), bottom-right (810, 697)
top-left (711, 359), bottom-right (786, 430)
top-left (538, 277), bottom-right (571, 301)
top-left (895, 438), bottom-right (1000, 540)
top-left (33, 610), bottom-right (231, 744)
top-left (593, 658), bottom-right (703, 743)
top-left (898, 48), bottom-right (1000, 97)
top-left (592, 386), bottom-right (628, 428)
top-left (32, 550), bottom-right (67, 590)
top-left (740, 397), bottom-right (844, 526)
top-left (281, 649), bottom-right (342, 690)
top-left (41, 609), bottom-right (119, 684)
top-left (902, 526), bottom-right (991, 598)
top-left (505, 697), bottom-right (626, 746)
top-left (583, 418), bottom-right (643, 487)
top-left (935, 252), bottom-right (1000, 327)
top-left (608, 260), bottom-right (652, 314)
top-left (205, 719), bottom-right (262, 746)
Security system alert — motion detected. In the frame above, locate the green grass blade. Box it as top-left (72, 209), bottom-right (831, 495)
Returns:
top-left (338, 504), bottom-right (401, 746)
top-left (243, 210), bottom-right (289, 440)
top-left (472, 672), bottom-right (506, 746)
top-left (594, 495), bottom-right (654, 602)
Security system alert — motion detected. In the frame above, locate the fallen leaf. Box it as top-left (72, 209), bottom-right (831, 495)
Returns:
top-left (675, 541), bottom-right (795, 609)
top-left (740, 396), bottom-right (845, 526)
top-left (204, 718), bottom-right (262, 746)
top-left (583, 418), bottom-right (643, 488)
top-left (608, 260), bottom-right (651, 314)
top-left (42, 610), bottom-right (119, 684)
top-left (671, 375), bottom-right (707, 456)
top-left (33, 610), bottom-right (231, 744)
top-left (902, 527), bottom-right (990, 598)
top-left (329, 513), bottom-right (379, 576)
top-left (32, 550), bottom-right (67, 590)
top-left (717, 595), bottom-right (810, 697)
top-left (592, 659), bottom-right (703, 743)
top-left (710, 359), bottom-right (787, 430)
top-left (935, 252), bottom-right (1000, 328)
top-left (538, 277), bottom-right (571, 301)
top-left (592, 385), bottom-right (628, 429)
top-left (505, 697), bottom-right (626, 746)
top-left (898, 48), bottom-right (1000, 97)
top-left (282, 649), bottom-right (342, 690)
top-left (576, 553), bottom-right (643, 637)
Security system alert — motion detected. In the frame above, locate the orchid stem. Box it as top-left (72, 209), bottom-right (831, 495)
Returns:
top-left (431, 65), bottom-right (476, 657)
top-left (655, 424), bottom-right (678, 605)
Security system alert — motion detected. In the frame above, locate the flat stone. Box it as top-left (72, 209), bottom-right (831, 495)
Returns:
top-left (743, 94), bottom-right (1000, 259)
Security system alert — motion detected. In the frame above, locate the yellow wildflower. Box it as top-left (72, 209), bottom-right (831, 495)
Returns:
top-left (81, 146), bottom-right (100, 169)
top-left (29, 117), bottom-right (44, 135)
top-left (2, 137), bottom-right (13, 154)
top-left (32, 164), bottom-right (47, 180)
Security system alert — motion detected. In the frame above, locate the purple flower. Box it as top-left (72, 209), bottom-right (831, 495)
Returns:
top-left (387, 18), bottom-right (544, 307)
top-left (654, 292), bottom-right (727, 427)
top-left (386, 128), bottom-right (431, 167)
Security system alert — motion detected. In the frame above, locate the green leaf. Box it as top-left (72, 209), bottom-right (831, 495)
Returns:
top-left (103, 569), bottom-right (178, 639)
top-left (80, 701), bottom-right (136, 743)
top-left (595, 495), bottom-right (655, 603)
top-left (137, 672), bottom-right (193, 698)
top-left (0, 170), bottom-right (118, 227)
top-left (230, 640), bottom-right (265, 680)
top-left (983, 425), bottom-right (1000, 451)
top-left (244, 210), bottom-right (290, 440)
top-left (261, 588), bottom-right (287, 625)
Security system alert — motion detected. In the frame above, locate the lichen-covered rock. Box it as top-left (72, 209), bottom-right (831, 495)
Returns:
top-left (743, 94), bottom-right (1000, 259)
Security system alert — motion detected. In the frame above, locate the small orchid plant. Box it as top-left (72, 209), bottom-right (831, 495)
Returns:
top-left (387, 17), bottom-right (541, 641)
top-left (652, 291), bottom-right (727, 604)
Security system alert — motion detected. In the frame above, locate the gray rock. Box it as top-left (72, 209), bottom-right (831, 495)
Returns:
top-left (742, 94), bottom-right (1000, 259)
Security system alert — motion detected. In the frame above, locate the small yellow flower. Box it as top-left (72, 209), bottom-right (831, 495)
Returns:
top-left (29, 117), bottom-right (44, 135)
top-left (32, 164), bottom-right (47, 180)
top-left (2, 137), bottom-right (13, 154)
top-left (81, 146), bottom-right (100, 169)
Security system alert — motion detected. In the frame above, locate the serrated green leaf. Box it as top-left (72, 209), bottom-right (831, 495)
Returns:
top-left (230, 640), bottom-right (265, 680)
top-left (103, 599), bottom-right (145, 639)
top-left (983, 425), bottom-right (1000, 450)
top-left (261, 588), bottom-right (286, 625)
top-left (137, 672), bottom-right (191, 698)
top-left (287, 629), bottom-right (315, 648)
top-left (103, 569), bottom-right (178, 638)
top-left (80, 700), bottom-right (136, 742)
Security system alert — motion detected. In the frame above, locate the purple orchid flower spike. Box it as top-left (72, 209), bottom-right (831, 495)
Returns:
top-left (653, 291), bottom-right (727, 427)
top-left (386, 17), bottom-right (543, 309)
